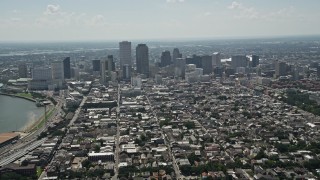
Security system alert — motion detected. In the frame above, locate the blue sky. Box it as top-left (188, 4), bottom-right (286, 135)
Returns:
top-left (0, 0), bottom-right (319, 41)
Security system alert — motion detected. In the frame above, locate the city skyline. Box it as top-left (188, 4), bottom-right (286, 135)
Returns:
top-left (0, 0), bottom-right (320, 42)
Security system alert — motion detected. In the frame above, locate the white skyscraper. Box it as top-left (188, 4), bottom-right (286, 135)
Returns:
top-left (212, 52), bottom-right (221, 67)
top-left (174, 58), bottom-right (186, 78)
top-left (119, 41), bottom-right (132, 68)
top-left (185, 64), bottom-right (200, 83)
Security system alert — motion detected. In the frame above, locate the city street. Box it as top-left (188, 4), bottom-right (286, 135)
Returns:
top-left (112, 84), bottom-right (121, 180)
top-left (0, 138), bottom-right (47, 166)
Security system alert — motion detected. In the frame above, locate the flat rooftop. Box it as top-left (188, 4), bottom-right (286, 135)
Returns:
top-left (0, 132), bottom-right (19, 144)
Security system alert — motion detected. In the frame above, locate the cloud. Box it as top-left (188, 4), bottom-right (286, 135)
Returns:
top-left (166, 0), bottom-right (185, 3)
top-left (228, 1), bottom-right (241, 10)
top-left (44, 4), bottom-right (61, 15)
top-left (91, 15), bottom-right (105, 25)
top-left (37, 4), bottom-right (83, 28)
top-left (262, 6), bottom-right (297, 21)
top-left (204, 12), bottom-right (212, 16)
top-left (227, 2), bottom-right (302, 22)
top-left (37, 4), bottom-right (108, 28)
top-left (227, 1), bottom-right (258, 19)
top-left (10, 18), bottom-right (22, 22)
top-left (227, 1), bottom-right (304, 21)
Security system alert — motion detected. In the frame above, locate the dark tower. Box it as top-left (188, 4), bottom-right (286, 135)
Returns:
top-left (63, 57), bottom-right (71, 79)
top-left (92, 59), bottom-right (101, 72)
top-left (160, 50), bottom-right (172, 67)
top-left (136, 44), bottom-right (149, 77)
top-left (252, 55), bottom-right (259, 67)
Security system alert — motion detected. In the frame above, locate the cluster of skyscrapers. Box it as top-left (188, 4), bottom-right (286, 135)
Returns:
top-left (91, 41), bottom-right (261, 85)
top-left (24, 41), bottom-right (262, 90)
top-left (28, 57), bottom-right (74, 90)
top-left (91, 42), bottom-right (149, 84)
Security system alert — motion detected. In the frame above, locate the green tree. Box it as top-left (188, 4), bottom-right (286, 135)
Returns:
top-left (94, 145), bottom-right (101, 152)
top-left (160, 119), bottom-right (171, 127)
top-left (188, 153), bottom-right (200, 165)
top-left (275, 143), bottom-right (288, 153)
top-left (81, 159), bottom-right (92, 169)
top-left (254, 149), bottom-right (267, 159)
top-left (184, 121), bottom-right (195, 129)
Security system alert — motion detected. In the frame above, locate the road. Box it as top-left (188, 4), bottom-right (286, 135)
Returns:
top-left (67, 96), bottom-right (87, 127)
top-left (39, 96), bottom-right (86, 180)
top-left (145, 94), bottom-right (183, 180)
top-left (112, 84), bottom-right (121, 180)
top-left (0, 95), bottom-right (64, 163)
top-left (0, 138), bottom-right (47, 166)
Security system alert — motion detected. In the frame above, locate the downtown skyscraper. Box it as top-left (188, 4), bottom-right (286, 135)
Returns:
top-left (63, 57), bottom-right (71, 79)
top-left (136, 44), bottom-right (149, 77)
top-left (160, 50), bottom-right (172, 67)
top-left (18, 63), bottom-right (28, 78)
top-left (172, 48), bottom-right (182, 66)
top-left (119, 41), bottom-right (132, 67)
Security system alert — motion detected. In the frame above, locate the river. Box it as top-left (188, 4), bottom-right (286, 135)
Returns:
top-left (0, 95), bottom-right (44, 133)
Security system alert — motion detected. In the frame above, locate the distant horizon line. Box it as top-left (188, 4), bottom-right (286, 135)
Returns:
top-left (1, 34), bottom-right (320, 44)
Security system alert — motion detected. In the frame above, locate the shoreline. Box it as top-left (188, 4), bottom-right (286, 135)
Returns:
top-left (0, 93), bottom-right (48, 134)
top-left (0, 92), bottom-right (36, 102)
top-left (23, 106), bottom-right (55, 133)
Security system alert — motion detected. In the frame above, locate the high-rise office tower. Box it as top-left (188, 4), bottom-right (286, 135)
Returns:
top-left (252, 55), bottom-right (259, 67)
top-left (51, 61), bottom-right (64, 80)
top-left (92, 59), bottom-right (101, 72)
top-left (100, 59), bottom-right (106, 84)
top-left (63, 57), bottom-right (71, 79)
top-left (51, 61), bottom-right (64, 89)
top-left (172, 48), bottom-right (182, 66)
top-left (214, 67), bottom-right (224, 77)
top-left (99, 56), bottom-right (115, 83)
top-left (186, 55), bottom-right (202, 68)
top-left (201, 55), bottom-right (213, 75)
top-left (119, 41), bottom-right (132, 68)
top-left (29, 67), bottom-right (52, 90)
top-left (136, 44), bottom-right (149, 77)
top-left (122, 64), bottom-right (132, 80)
top-left (212, 52), bottom-right (221, 67)
top-left (92, 59), bottom-right (101, 76)
top-left (185, 64), bottom-right (201, 83)
top-left (160, 50), bottom-right (172, 67)
top-left (174, 58), bottom-right (186, 78)
top-left (107, 55), bottom-right (115, 72)
top-left (275, 60), bottom-right (287, 77)
top-left (231, 55), bottom-right (248, 69)
top-left (18, 63), bottom-right (28, 78)
top-left (71, 67), bottom-right (80, 80)
top-left (92, 59), bottom-right (100, 72)
top-left (32, 67), bottom-right (52, 80)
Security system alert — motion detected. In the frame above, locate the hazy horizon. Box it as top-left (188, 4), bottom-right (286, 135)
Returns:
top-left (1, 0), bottom-right (320, 42)
top-left (1, 34), bottom-right (320, 44)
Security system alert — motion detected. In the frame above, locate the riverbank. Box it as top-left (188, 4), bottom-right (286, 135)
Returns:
top-left (0, 92), bottom-right (36, 102)
top-left (0, 93), bottom-right (57, 135)
top-left (23, 106), bottom-right (55, 133)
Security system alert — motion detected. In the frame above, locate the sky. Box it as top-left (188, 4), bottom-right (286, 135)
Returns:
top-left (0, 0), bottom-right (319, 42)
